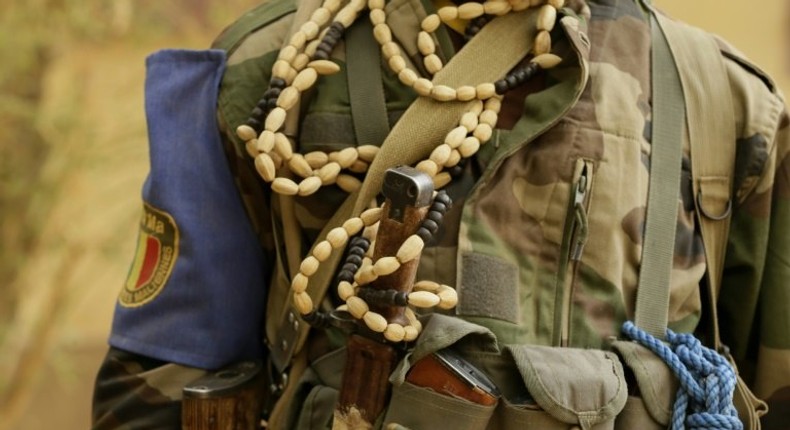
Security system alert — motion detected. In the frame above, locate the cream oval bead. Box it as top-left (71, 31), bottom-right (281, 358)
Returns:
top-left (289, 154), bottom-right (313, 178)
top-left (484, 0), bottom-right (512, 15)
top-left (245, 140), bottom-right (258, 159)
top-left (277, 86), bottom-right (300, 111)
top-left (424, 54), bottom-right (443, 75)
top-left (335, 147), bottom-right (359, 168)
top-left (292, 272), bottom-right (309, 293)
top-left (384, 324), bottom-right (406, 342)
top-left (456, 85), bottom-right (477, 101)
top-left (445, 125), bottom-right (469, 149)
top-left (421, 14), bottom-right (441, 32)
top-left (313, 241), bottom-right (333, 262)
top-left (437, 6), bottom-right (458, 21)
top-left (414, 280), bottom-right (441, 292)
top-left (346, 296), bottom-right (369, 319)
top-left (360, 208), bottom-right (383, 226)
top-left (357, 145), bottom-right (379, 162)
top-left (459, 136), bottom-right (481, 158)
top-left (413, 78), bottom-right (434, 97)
top-left (236, 124), bottom-right (257, 142)
top-left (311, 7), bottom-right (331, 26)
top-left (255, 153), bottom-right (277, 182)
top-left (318, 162), bottom-right (341, 185)
top-left (278, 45), bottom-right (297, 63)
top-left (534, 30), bottom-right (552, 55)
top-left (446, 149), bottom-right (462, 167)
top-left (305, 151), bottom-right (329, 169)
top-left (398, 68), bottom-right (418, 87)
top-left (368, 0), bottom-right (385, 10)
top-left (342, 217), bottom-right (365, 236)
top-left (265, 107), bottom-right (288, 132)
top-left (294, 291), bottom-right (313, 314)
top-left (437, 286), bottom-right (459, 309)
top-left (417, 31), bottom-right (435, 56)
top-left (363, 312), bottom-right (388, 333)
top-left (355, 265), bottom-right (378, 285)
top-left (337, 174), bottom-right (362, 193)
top-left (537, 4), bottom-right (557, 31)
top-left (474, 123), bottom-right (494, 142)
top-left (475, 82), bottom-right (496, 100)
top-left (373, 256), bottom-right (401, 276)
top-left (397, 235), bottom-right (425, 263)
top-left (327, 227), bottom-right (350, 248)
top-left (308, 60), bottom-right (341, 75)
top-left (272, 60), bottom-right (292, 79)
top-left (388, 55), bottom-right (407, 73)
top-left (430, 144), bottom-right (453, 166)
top-left (272, 177), bottom-right (299, 195)
top-left (373, 23), bottom-right (392, 44)
top-left (300, 21), bottom-right (320, 39)
top-left (273, 132), bottom-right (294, 160)
top-left (292, 68), bottom-right (318, 92)
top-left (415, 159), bottom-right (439, 177)
top-left (349, 160), bottom-right (369, 174)
top-left (370, 8), bottom-right (386, 25)
top-left (458, 2), bottom-right (485, 19)
top-left (460, 112), bottom-right (479, 132)
top-left (293, 53), bottom-right (310, 70)
top-left (404, 325), bottom-right (419, 341)
top-left (511, 0), bottom-right (531, 11)
top-left (381, 41), bottom-right (401, 59)
top-left (408, 291), bottom-right (441, 308)
top-left (289, 31), bottom-right (307, 50)
top-left (548, 0), bottom-right (565, 8)
top-left (431, 85), bottom-right (456, 101)
top-left (433, 172), bottom-right (452, 189)
top-left (305, 39), bottom-right (320, 57)
top-left (484, 96), bottom-right (502, 112)
top-left (531, 53), bottom-right (562, 69)
top-left (479, 109), bottom-right (498, 127)
top-left (298, 176), bottom-right (323, 196)
top-left (270, 152), bottom-right (284, 169)
top-left (338, 281), bottom-right (356, 301)
top-left (300, 256), bottom-right (320, 277)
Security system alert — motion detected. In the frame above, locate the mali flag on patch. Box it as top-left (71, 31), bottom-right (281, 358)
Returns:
top-left (120, 203), bottom-right (179, 307)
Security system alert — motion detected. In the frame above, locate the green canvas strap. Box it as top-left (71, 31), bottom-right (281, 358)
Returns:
top-left (268, 9), bottom-right (541, 373)
top-left (653, 12), bottom-right (736, 351)
top-left (633, 13), bottom-right (685, 339)
top-left (346, 16), bottom-right (391, 146)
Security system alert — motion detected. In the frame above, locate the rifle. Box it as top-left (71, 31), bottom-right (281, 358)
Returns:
top-left (182, 361), bottom-right (265, 430)
top-left (333, 166), bottom-right (435, 429)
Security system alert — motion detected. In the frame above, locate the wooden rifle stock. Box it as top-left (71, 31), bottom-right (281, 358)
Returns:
top-left (182, 361), bottom-right (264, 430)
top-left (334, 167), bottom-right (434, 428)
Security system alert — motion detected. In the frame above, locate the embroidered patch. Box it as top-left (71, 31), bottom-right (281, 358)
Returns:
top-left (119, 203), bottom-right (180, 307)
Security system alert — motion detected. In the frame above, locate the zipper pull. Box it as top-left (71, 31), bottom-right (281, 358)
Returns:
top-left (570, 164), bottom-right (590, 261)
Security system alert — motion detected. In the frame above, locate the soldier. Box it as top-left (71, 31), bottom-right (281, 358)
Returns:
top-left (93, 0), bottom-right (790, 428)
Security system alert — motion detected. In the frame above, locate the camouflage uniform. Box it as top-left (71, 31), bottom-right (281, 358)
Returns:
top-left (92, 0), bottom-right (790, 428)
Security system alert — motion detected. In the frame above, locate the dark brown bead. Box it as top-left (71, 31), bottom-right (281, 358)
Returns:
top-left (505, 74), bottom-right (519, 88)
top-left (422, 219), bottom-right (439, 234)
top-left (246, 118), bottom-right (261, 129)
top-left (346, 254), bottom-right (363, 267)
top-left (416, 227), bottom-right (432, 242)
top-left (431, 201), bottom-right (447, 215)
top-left (263, 88), bottom-right (281, 99)
top-left (318, 41), bottom-right (335, 54)
top-left (494, 79), bottom-right (509, 95)
top-left (435, 191), bottom-right (452, 207)
top-left (269, 78), bottom-right (286, 89)
top-left (266, 98), bottom-right (278, 110)
top-left (349, 246), bottom-right (367, 257)
top-left (342, 263), bottom-right (359, 273)
top-left (448, 165), bottom-right (464, 178)
top-left (337, 270), bottom-right (355, 283)
top-left (322, 34), bottom-right (338, 46)
top-left (313, 49), bottom-right (330, 61)
top-left (251, 106), bottom-right (264, 118)
top-left (427, 210), bottom-right (443, 224)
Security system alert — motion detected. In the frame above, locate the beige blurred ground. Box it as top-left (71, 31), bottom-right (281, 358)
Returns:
top-left (0, 1), bottom-right (786, 429)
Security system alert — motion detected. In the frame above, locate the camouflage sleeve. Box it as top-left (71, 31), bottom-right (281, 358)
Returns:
top-left (718, 101), bottom-right (790, 429)
top-left (92, 347), bottom-right (206, 429)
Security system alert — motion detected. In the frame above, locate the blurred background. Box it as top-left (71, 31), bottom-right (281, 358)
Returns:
top-left (0, 1), bottom-right (787, 429)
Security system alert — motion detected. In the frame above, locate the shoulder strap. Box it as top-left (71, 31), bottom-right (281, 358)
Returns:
top-left (652, 10), bottom-right (736, 350)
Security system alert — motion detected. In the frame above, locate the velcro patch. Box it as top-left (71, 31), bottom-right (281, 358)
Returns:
top-left (119, 203), bottom-right (179, 307)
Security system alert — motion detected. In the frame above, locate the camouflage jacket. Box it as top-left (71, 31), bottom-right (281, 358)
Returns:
top-left (93, 0), bottom-right (790, 428)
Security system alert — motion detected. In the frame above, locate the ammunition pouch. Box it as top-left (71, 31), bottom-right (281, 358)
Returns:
top-left (278, 314), bottom-right (721, 430)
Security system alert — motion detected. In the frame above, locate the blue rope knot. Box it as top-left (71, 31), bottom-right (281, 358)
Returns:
top-left (621, 321), bottom-right (742, 430)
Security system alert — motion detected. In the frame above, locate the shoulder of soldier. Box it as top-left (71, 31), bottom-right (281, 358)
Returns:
top-left (211, 0), bottom-right (298, 56)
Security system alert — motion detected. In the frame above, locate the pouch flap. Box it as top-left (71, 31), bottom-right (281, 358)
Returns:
top-left (506, 345), bottom-right (627, 429)
top-left (610, 340), bottom-right (677, 426)
top-left (391, 314), bottom-right (498, 385)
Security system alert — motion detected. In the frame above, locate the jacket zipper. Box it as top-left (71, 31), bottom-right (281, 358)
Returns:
top-left (556, 159), bottom-right (593, 347)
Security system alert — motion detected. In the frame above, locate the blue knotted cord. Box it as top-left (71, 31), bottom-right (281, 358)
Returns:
top-left (621, 321), bottom-right (742, 430)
